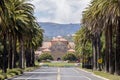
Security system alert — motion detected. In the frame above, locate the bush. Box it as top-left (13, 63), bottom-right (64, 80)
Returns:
top-left (38, 53), bottom-right (53, 62)
top-left (0, 67), bottom-right (36, 80)
top-left (7, 69), bottom-right (22, 75)
top-left (62, 53), bottom-right (77, 61)
top-left (8, 70), bottom-right (19, 75)
top-left (0, 74), bottom-right (5, 80)
top-left (24, 67), bottom-right (35, 72)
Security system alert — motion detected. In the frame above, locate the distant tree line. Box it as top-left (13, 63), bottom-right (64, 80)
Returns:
top-left (38, 52), bottom-right (77, 62)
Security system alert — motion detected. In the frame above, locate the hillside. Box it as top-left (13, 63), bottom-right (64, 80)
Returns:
top-left (38, 22), bottom-right (80, 37)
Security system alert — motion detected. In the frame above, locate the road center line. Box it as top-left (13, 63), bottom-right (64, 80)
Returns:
top-left (57, 68), bottom-right (61, 80)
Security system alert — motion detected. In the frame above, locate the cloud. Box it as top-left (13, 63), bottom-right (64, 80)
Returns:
top-left (30, 0), bottom-right (91, 23)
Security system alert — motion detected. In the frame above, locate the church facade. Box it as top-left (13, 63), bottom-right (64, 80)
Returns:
top-left (35, 36), bottom-right (75, 60)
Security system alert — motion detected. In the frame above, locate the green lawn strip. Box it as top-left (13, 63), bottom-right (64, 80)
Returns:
top-left (43, 62), bottom-right (76, 67)
top-left (94, 71), bottom-right (120, 80)
top-left (81, 68), bottom-right (120, 80)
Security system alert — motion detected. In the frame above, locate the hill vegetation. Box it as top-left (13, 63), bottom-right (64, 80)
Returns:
top-left (39, 22), bottom-right (80, 37)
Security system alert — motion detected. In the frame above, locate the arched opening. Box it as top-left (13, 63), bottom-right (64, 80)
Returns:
top-left (57, 57), bottom-right (61, 61)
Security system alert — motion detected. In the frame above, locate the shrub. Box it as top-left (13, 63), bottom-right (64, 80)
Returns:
top-left (62, 53), bottom-right (77, 61)
top-left (8, 73), bottom-right (16, 76)
top-left (0, 74), bottom-right (5, 80)
top-left (17, 69), bottom-right (23, 74)
top-left (8, 69), bottom-right (21, 75)
top-left (24, 67), bottom-right (35, 71)
top-left (38, 53), bottom-right (53, 62)
top-left (6, 74), bottom-right (13, 79)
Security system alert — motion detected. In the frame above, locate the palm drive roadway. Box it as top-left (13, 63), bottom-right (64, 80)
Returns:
top-left (9, 67), bottom-right (107, 80)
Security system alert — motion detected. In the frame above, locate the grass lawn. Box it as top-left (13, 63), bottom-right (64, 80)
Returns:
top-left (81, 68), bottom-right (120, 80)
top-left (41, 62), bottom-right (77, 67)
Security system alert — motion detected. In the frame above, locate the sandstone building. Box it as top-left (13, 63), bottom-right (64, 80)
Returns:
top-left (35, 36), bottom-right (75, 60)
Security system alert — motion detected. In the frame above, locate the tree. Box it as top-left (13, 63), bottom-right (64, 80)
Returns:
top-left (0, 0), bottom-right (43, 73)
top-left (38, 53), bottom-right (53, 62)
top-left (80, 0), bottom-right (120, 75)
top-left (62, 53), bottom-right (77, 61)
top-left (74, 27), bottom-right (93, 68)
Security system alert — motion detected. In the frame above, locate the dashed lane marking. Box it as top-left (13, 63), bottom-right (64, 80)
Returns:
top-left (57, 68), bottom-right (61, 80)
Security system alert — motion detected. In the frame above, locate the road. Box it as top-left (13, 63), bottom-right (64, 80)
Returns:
top-left (9, 67), bottom-right (106, 80)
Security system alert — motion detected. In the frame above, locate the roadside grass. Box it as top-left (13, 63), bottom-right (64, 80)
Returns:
top-left (42, 62), bottom-right (77, 67)
top-left (81, 68), bottom-right (120, 80)
top-left (0, 62), bottom-right (40, 80)
top-left (0, 68), bottom-right (23, 80)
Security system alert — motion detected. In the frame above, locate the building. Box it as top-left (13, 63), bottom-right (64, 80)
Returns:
top-left (35, 36), bottom-right (75, 60)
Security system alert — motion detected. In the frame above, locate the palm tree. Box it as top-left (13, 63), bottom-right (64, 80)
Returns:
top-left (82, 0), bottom-right (120, 75)
top-left (4, 0), bottom-right (34, 69)
top-left (0, 0), bottom-right (43, 72)
top-left (82, 0), bottom-right (103, 70)
top-left (74, 26), bottom-right (93, 68)
top-left (0, 0), bottom-right (10, 73)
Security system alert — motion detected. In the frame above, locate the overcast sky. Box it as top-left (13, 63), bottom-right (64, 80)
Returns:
top-left (30, 0), bottom-right (91, 24)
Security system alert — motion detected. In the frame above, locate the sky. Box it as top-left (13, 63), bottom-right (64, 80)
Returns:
top-left (30, 0), bottom-right (91, 24)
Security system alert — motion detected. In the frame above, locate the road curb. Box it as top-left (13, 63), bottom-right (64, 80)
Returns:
top-left (77, 68), bottom-right (109, 80)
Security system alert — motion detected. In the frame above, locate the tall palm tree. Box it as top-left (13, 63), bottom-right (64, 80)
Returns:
top-left (82, 0), bottom-right (120, 75)
top-left (0, 0), bottom-right (10, 73)
top-left (0, 0), bottom-right (43, 72)
top-left (82, 0), bottom-right (103, 70)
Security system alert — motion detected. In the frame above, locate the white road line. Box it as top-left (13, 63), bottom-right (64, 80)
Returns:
top-left (57, 68), bottom-right (61, 80)
top-left (91, 74), bottom-right (109, 80)
top-left (73, 68), bottom-right (92, 80)
top-left (62, 76), bottom-right (92, 80)
top-left (76, 68), bottom-right (91, 73)
top-left (26, 74), bottom-right (36, 80)
top-left (76, 68), bottom-right (109, 80)
top-left (61, 75), bottom-right (86, 77)
top-left (24, 72), bottom-right (57, 74)
top-left (13, 74), bottom-right (33, 80)
top-left (73, 68), bottom-right (79, 73)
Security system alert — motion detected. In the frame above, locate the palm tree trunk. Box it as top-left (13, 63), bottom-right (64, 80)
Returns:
top-left (115, 17), bottom-right (120, 75)
top-left (8, 33), bottom-right (12, 69)
top-left (29, 45), bottom-right (35, 67)
top-left (105, 28), bottom-right (109, 72)
top-left (96, 32), bottom-right (101, 71)
top-left (3, 33), bottom-right (7, 73)
top-left (19, 38), bottom-right (25, 69)
top-left (31, 46), bottom-right (35, 66)
top-left (82, 53), bottom-right (85, 68)
top-left (26, 42), bottom-right (31, 67)
top-left (25, 49), bottom-right (29, 67)
top-left (14, 37), bottom-right (17, 68)
top-left (92, 36), bottom-right (97, 70)
top-left (108, 25), bottom-right (115, 74)
top-left (30, 46), bottom-right (32, 67)
top-left (12, 35), bottom-right (17, 68)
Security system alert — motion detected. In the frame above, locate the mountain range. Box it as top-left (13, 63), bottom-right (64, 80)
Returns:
top-left (38, 22), bottom-right (81, 38)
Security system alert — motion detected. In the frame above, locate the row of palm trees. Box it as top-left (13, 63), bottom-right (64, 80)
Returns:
top-left (74, 0), bottom-right (120, 75)
top-left (0, 0), bottom-right (43, 73)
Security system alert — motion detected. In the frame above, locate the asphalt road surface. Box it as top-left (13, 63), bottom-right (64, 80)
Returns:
top-left (9, 67), bottom-right (106, 80)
